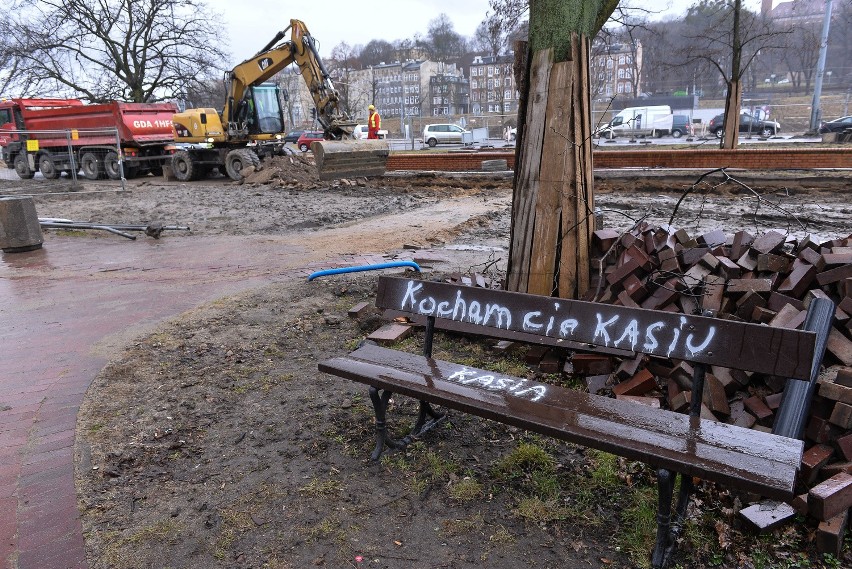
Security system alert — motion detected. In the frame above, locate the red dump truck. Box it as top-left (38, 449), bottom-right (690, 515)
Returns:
top-left (0, 98), bottom-right (177, 180)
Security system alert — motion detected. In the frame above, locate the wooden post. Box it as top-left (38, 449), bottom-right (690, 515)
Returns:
top-left (506, 0), bottom-right (617, 299)
top-left (0, 197), bottom-right (44, 253)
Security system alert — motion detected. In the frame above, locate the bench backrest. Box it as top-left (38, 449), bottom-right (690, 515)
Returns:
top-left (376, 276), bottom-right (819, 380)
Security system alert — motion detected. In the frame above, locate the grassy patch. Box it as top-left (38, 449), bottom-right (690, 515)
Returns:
top-left (440, 513), bottom-right (485, 536)
top-left (448, 477), bottom-right (483, 502)
top-left (298, 477), bottom-right (343, 498)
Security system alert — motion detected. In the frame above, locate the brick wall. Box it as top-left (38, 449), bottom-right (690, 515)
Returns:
top-left (386, 148), bottom-right (852, 172)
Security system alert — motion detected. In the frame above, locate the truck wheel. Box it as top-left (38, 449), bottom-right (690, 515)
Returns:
top-left (224, 149), bottom-right (255, 181)
top-left (38, 154), bottom-right (60, 179)
top-left (13, 154), bottom-right (35, 179)
top-left (123, 165), bottom-right (139, 179)
top-left (104, 151), bottom-right (122, 180)
top-left (171, 150), bottom-right (198, 181)
top-left (81, 152), bottom-right (104, 180)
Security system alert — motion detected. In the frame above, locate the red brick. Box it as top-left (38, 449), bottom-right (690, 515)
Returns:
top-left (829, 401), bottom-right (852, 429)
top-left (613, 369), bottom-right (657, 397)
top-left (767, 291), bottom-right (805, 312)
top-left (809, 472), bottom-right (852, 521)
top-left (799, 246), bottom-right (826, 270)
top-left (837, 367), bottom-right (852, 388)
top-left (778, 260), bottom-right (818, 298)
top-left (816, 510), bottom-right (848, 558)
top-left (567, 353), bottom-right (612, 376)
top-left (801, 444), bottom-right (835, 484)
top-left (827, 328), bottom-right (852, 367)
top-left (743, 396), bottom-right (773, 424)
top-left (816, 264), bottom-right (852, 286)
top-left (751, 230), bottom-right (787, 254)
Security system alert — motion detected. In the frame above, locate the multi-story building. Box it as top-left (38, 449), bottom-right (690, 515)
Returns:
top-left (348, 60), bottom-right (466, 122)
top-left (590, 41), bottom-right (643, 102)
top-left (468, 55), bottom-right (519, 115)
top-left (429, 73), bottom-right (469, 116)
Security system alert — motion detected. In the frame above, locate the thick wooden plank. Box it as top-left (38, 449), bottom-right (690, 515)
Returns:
top-left (320, 344), bottom-right (803, 498)
top-left (507, 48), bottom-right (553, 293)
top-left (375, 276), bottom-right (816, 379)
top-left (527, 53), bottom-right (568, 295)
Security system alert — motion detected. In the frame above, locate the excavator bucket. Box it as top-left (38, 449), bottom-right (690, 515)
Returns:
top-left (311, 140), bottom-right (389, 181)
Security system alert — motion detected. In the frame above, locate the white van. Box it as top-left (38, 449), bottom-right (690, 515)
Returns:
top-left (597, 105), bottom-right (673, 139)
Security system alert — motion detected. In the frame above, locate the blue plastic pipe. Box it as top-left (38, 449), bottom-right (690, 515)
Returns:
top-left (307, 261), bottom-right (421, 281)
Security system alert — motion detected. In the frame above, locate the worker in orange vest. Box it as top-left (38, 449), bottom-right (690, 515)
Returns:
top-left (367, 104), bottom-right (382, 139)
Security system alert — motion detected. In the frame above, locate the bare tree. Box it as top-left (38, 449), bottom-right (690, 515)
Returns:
top-left (671, 0), bottom-right (788, 148)
top-left (474, 12), bottom-right (517, 57)
top-left (783, 23), bottom-right (822, 93)
top-left (359, 40), bottom-right (395, 67)
top-left (2, 0), bottom-right (228, 103)
top-left (424, 14), bottom-right (468, 63)
top-left (327, 42), bottom-right (364, 117)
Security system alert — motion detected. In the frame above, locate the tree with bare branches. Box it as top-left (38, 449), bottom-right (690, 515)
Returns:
top-left (673, 0), bottom-right (787, 149)
top-left (1, 0), bottom-right (228, 103)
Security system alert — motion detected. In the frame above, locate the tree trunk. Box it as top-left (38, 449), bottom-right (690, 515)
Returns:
top-left (506, 34), bottom-right (595, 299)
top-left (721, 79), bottom-right (742, 149)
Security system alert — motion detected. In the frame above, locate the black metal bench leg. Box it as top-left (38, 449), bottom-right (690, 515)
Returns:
top-left (652, 468), bottom-right (675, 569)
top-left (652, 468), bottom-right (694, 569)
top-left (411, 400), bottom-right (445, 436)
top-left (368, 388), bottom-right (447, 460)
top-left (369, 387), bottom-right (395, 461)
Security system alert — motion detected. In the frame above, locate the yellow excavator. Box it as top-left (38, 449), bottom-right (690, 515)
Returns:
top-left (170, 19), bottom-right (388, 182)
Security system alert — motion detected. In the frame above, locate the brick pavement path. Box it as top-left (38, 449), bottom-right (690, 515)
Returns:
top-left (0, 234), bottom-right (387, 569)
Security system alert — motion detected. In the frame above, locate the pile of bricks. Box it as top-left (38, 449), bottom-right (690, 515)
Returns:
top-left (573, 223), bottom-right (852, 553)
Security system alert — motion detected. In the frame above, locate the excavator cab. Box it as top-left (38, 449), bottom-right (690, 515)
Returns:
top-left (230, 84), bottom-right (285, 138)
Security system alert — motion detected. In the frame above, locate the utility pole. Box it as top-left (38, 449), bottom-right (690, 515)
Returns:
top-left (809, 0), bottom-right (833, 131)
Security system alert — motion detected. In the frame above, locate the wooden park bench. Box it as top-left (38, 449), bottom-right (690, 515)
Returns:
top-left (319, 275), bottom-right (834, 568)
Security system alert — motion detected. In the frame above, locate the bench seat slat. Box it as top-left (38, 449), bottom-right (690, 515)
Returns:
top-left (320, 344), bottom-right (804, 499)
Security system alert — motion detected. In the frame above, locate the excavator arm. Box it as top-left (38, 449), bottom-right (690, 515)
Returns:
top-left (223, 19), bottom-right (355, 139)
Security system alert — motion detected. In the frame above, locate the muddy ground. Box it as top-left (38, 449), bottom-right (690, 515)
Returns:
top-left (5, 160), bottom-right (852, 568)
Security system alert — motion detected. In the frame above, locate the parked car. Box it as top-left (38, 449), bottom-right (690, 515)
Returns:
top-left (708, 112), bottom-right (780, 138)
top-left (818, 115), bottom-right (852, 134)
top-left (422, 123), bottom-right (469, 147)
top-left (283, 130), bottom-right (305, 144)
top-left (296, 130), bottom-right (324, 152)
top-left (670, 115), bottom-right (693, 138)
top-left (352, 124), bottom-right (388, 140)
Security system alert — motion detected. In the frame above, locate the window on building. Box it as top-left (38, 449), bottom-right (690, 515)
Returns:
top-left (618, 55), bottom-right (625, 65)
top-left (626, 55), bottom-right (633, 64)
top-left (504, 89), bottom-right (511, 100)
top-left (487, 66), bottom-right (493, 77)
top-left (504, 77), bottom-right (511, 87)
top-left (607, 59), bottom-right (613, 69)
top-left (625, 83), bottom-right (632, 93)
top-left (606, 85), bottom-right (612, 95)
top-left (618, 69), bottom-right (625, 79)
top-left (617, 84), bottom-right (623, 93)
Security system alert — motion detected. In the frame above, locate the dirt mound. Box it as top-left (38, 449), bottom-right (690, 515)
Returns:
top-left (242, 153), bottom-right (321, 188)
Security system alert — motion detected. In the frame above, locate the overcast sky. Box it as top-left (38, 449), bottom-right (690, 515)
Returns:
top-left (207, 0), bottom-right (767, 66)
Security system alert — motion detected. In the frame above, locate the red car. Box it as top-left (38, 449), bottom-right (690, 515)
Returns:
top-left (296, 130), bottom-right (324, 152)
